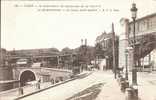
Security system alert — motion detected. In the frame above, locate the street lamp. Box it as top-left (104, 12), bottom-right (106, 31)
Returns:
top-left (130, 3), bottom-right (138, 85)
top-left (125, 49), bottom-right (129, 80)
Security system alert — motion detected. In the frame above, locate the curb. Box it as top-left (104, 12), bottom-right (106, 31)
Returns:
top-left (15, 71), bottom-right (92, 100)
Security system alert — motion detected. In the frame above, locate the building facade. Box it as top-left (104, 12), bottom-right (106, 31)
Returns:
top-left (95, 32), bottom-right (118, 70)
top-left (0, 48), bottom-right (7, 66)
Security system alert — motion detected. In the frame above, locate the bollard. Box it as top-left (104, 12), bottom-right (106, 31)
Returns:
top-left (36, 82), bottom-right (40, 89)
top-left (117, 74), bottom-right (122, 82)
top-left (19, 87), bottom-right (24, 95)
top-left (38, 79), bottom-right (41, 89)
top-left (51, 78), bottom-right (54, 84)
top-left (120, 81), bottom-right (126, 92)
top-left (125, 88), bottom-right (133, 100)
top-left (119, 77), bottom-right (125, 85)
top-left (121, 80), bottom-right (129, 92)
top-left (117, 75), bottom-right (122, 84)
top-left (125, 81), bottom-right (129, 88)
top-left (132, 85), bottom-right (138, 99)
top-left (38, 83), bottom-right (40, 89)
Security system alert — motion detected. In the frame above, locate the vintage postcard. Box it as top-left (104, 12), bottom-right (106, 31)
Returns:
top-left (1, 0), bottom-right (156, 100)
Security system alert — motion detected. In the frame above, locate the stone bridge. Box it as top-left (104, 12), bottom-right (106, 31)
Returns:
top-left (12, 67), bottom-right (72, 86)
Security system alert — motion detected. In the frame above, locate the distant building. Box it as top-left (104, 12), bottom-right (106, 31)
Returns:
top-left (0, 49), bottom-right (13, 91)
top-left (95, 32), bottom-right (119, 70)
top-left (0, 48), bottom-right (7, 66)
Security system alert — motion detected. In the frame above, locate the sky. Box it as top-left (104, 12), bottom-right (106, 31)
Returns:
top-left (1, 0), bottom-right (156, 51)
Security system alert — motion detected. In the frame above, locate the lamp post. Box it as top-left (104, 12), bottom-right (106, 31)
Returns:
top-left (105, 56), bottom-right (108, 70)
top-left (130, 3), bottom-right (138, 85)
top-left (0, 30), bottom-right (2, 67)
top-left (125, 49), bottom-right (129, 80)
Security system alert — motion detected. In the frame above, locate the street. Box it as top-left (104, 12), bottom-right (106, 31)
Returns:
top-left (20, 71), bottom-right (156, 100)
top-left (1, 70), bottom-right (156, 100)
top-left (19, 71), bottom-right (112, 100)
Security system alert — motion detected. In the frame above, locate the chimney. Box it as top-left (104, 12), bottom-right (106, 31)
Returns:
top-left (85, 39), bottom-right (87, 46)
top-left (81, 39), bottom-right (83, 46)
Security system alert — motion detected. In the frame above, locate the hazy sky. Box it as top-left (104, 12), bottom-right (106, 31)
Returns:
top-left (1, 0), bottom-right (156, 51)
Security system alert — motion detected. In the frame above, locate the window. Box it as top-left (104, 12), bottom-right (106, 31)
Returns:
top-left (129, 26), bottom-right (131, 33)
top-left (152, 18), bottom-right (156, 28)
top-left (149, 19), bottom-right (152, 29)
top-left (137, 22), bottom-right (140, 32)
top-left (146, 19), bottom-right (150, 29)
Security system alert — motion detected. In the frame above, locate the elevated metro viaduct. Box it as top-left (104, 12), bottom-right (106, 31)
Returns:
top-left (119, 13), bottom-right (156, 71)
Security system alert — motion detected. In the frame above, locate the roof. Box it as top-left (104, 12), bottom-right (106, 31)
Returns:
top-left (129, 12), bottom-right (156, 24)
top-left (96, 32), bottom-right (112, 43)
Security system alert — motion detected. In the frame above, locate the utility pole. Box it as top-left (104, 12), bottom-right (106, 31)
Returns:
top-left (0, 27), bottom-right (2, 67)
top-left (112, 23), bottom-right (116, 79)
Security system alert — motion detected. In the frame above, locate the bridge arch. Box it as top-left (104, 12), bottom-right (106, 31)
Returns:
top-left (19, 69), bottom-right (37, 86)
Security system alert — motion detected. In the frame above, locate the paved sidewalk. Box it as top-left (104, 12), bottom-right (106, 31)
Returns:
top-left (1, 71), bottom-right (156, 100)
top-left (137, 72), bottom-right (156, 100)
top-left (96, 72), bottom-right (156, 100)
top-left (95, 75), bottom-right (125, 100)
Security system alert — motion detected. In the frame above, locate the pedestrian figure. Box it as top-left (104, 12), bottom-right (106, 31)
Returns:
top-left (51, 78), bottom-right (54, 84)
top-left (36, 79), bottom-right (41, 89)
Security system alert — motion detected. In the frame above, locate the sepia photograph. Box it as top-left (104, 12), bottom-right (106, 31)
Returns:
top-left (1, 0), bottom-right (156, 100)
